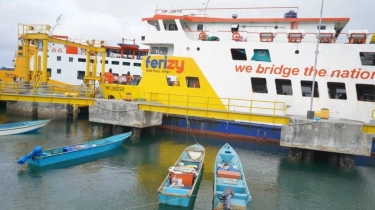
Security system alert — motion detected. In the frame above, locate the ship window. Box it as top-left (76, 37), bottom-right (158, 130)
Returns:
top-left (134, 63), bottom-right (141, 67)
top-left (275, 79), bottom-right (292, 95)
top-left (151, 47), bottom-right (159, 54)
top-left (197, 24), bottom-right (203, 31)
top-left (123, 62), bottom-right (130, 66)
top-left (251, 77), bottom-right (268, 93)
top-left (112, 61), bottom-right (119, 65)
top-left (251, 49), bottom-right (271, 62)
top-left (159, 47), bottom-right (168, 55)
top-left (301, 80), bottom-right (319, 97)
top-left (18, 53), bottom-right (23, 57)
top-left (231, 24), bottom-right (239, 32)
top-left (101, 60), bottom-right (108, 64)
top-left (78, 58), bottom-right (86, 62)
top-left (359, 52), bottom-right (375, 66)
top-left (231, 48), bottom-right (247, 60)
top-left (186, 77), bottom-right (200, 88)
top-left (77, 71), bottom-right (85, 80)
top-left (356, 84), bottom-right (375, 101)
top-left (57, 56), bottom-right (61, 61)
top-left (18, 46), bottom-right (23, 50)
top-left (154, 24), bottom-right (160, 31)
top-left (327, 82), bottom-right (347, 100)
top-left (166, 75), bottom-right (180, 87)
top-left (317, 25), bottom-right (326, 30)
top-left (47, 68), bottom-right (51, 77)
top-left (90, 59), bottom-right (94, 64)
top-left (69, 57), bottom-right (73, 62)
top-left (57, 69), bottom-right (61, 74)
top-left (169, 24), bottom-right (178, 31)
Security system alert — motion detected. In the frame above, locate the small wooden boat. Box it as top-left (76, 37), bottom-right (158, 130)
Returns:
top-left (158, 143), bottom-right (205, 207)
top-left (0, 119), bottom-right (51, 136)
top-left (213, 143), bottom-right (251, 210)
top-left (17, 132), bottom-right (131, 166)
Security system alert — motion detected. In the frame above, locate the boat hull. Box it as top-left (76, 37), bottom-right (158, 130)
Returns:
top-left (214, 143), bottom-right (251, 209)
top-left (158, 165), bottom-right (203, 207)
top-left (27, 132), bottom-right (131, 166)
top-left (161, 115), bottom-right (281, 143)
top-left (0, 119), bottom-right (51, 136)
top-left (158, 143), bottom-right (205, 207)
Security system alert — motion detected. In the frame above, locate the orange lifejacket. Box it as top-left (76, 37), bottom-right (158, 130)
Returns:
top-left (104, 72), bottom-right (114, 83)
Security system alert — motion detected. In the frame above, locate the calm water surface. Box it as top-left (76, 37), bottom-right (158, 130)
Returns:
top-left (1, 110), bottom-right (375, 210)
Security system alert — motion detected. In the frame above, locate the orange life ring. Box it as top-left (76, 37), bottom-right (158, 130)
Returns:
top-left (52, 48), bottom-right (56, 53)
top-left (58, 48), bottom-right (62, 53)
top-left (198, 31), bottom-right (207, 40)
top-left (232, 32), bottom-right (241, 41)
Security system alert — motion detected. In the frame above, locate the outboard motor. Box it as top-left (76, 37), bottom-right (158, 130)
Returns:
top-left (218, 188), bottom-right (235, 210)
top-left (17, 146), bottom-right (43, 165)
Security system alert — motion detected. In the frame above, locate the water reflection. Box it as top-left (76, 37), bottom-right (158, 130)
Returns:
top-left (1, 111), bottom-right (375, 210)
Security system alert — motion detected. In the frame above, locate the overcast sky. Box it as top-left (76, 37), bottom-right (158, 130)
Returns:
top-left (0, 0), bottom-right (374, 66)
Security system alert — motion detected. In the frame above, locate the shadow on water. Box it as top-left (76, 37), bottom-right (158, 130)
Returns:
top-left (17, 146), bottom-right (127, 175)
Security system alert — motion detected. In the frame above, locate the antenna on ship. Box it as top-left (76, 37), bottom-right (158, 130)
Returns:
top-left (203, 0), bottom-right (210, 16)
top-left (50, 14), bottom-right (62, 36)
top-left (307, 0), bottom-right (324, 119)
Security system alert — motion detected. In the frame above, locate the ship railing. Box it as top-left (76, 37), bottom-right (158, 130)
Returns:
top-left (18, 24), bottom-right (51, 36)
top-left (0, 82), bottom-right (96, 99)
top-left (154, 6), bottom-right (298, 19)
top-left (142, 92), bottom-right (286, 116)
top-left (184, 31), bottom-right (375, 44)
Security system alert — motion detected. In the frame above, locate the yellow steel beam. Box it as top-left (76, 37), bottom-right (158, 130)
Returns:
top-left (139, 103), bottom-right (290, 125)
top-left (22, 34), bottom-right (105, 53)
top-left (362, 124), bottom-right (375, 134)
top-left (0, 94), bottom-right (95, 105)
top-left (48, 37), bottom-right (106, 53)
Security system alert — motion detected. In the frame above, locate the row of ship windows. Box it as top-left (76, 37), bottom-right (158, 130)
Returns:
top-left (55, 56), bottom-right (142, 67)
top-left (231, 49), bottom-right (375, 66)
top-left (249, 77), bottom-right (375, 101)
top-left (48, 69), bottom-right (133, 80)
top-left (166, 76), bottom-right (375, 102)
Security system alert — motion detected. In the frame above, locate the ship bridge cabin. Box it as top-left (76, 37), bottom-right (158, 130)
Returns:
top-left (141, 7), bottom-right (375, 46)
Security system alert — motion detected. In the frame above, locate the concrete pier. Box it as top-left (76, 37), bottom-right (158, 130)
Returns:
top-left (6, 101), bottom-right (68, 119)
top-left (281, 116), bottom-right (373, 166)
top-left (89, 99), bottom-right (162, 137)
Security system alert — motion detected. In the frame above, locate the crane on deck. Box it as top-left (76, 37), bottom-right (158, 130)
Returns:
top-left (18, 24), bottom-right (106, 91)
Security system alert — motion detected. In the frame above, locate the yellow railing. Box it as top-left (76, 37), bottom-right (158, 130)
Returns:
top-left (0, 82), bottom-right (96, 105)
top-left (142, 92), bottom-right (286, 116)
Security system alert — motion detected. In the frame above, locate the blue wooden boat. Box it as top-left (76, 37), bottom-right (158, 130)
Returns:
top-left (213, 143), bottom-right (251, 210)
top-left (158, 143), bottom-right (205, 207)
top-left (0, 119), bottom-right (51, 136)
top-left (17, 132), bottom-right (131, 166)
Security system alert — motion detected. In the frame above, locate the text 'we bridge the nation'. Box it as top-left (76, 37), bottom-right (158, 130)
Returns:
top-left (235, 64), bottom-right (375, 80)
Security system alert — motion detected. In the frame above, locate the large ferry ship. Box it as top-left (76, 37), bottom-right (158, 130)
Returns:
top-left (0, 31), bottom-right (148, 85)
top-left (100, 6), bottom-right (375, 148)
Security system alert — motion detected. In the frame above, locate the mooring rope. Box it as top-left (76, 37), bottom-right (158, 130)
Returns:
top-left (186, 116), bottom-right (198, 144)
